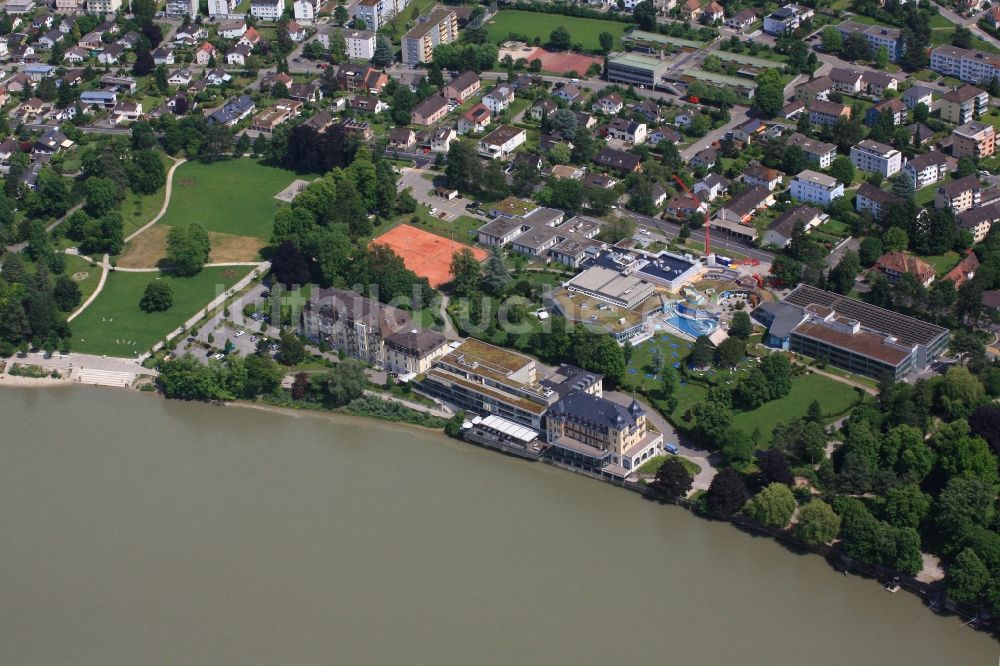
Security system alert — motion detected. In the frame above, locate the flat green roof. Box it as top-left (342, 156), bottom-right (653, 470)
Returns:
top-left (625, 30), bottom-right (705, 48)
top-left (710, 50), bottom-right (786, 69)
top-left (682, 67), bottom-right (756, 90)
top-left (609, 52), bottom-right (669, 72)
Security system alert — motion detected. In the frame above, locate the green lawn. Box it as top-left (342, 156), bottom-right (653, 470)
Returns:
top-left (915, 182), bottom-right (938, 207)
top-left (728, 373), bottom-right (860, 443)
top-left (637, 454), bottom-right (702, 476)
top-left (920, 251), bottom-right (961, 277)
top-left (484, 10), bottom-right (630, 51)
top-left (70, 266), bottom-right (253, 357)
top-left (63, 254), bottom-right (102, 305)
top-left (158, 158), bottom-right (307, 240)
top-left (377, 209), bottom-right (483, 245)
top-left (120, 152), bottom-right (174, 237)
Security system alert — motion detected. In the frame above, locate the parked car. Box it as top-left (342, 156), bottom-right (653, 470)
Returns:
top-left (665, 443), bottom-right (679, 454)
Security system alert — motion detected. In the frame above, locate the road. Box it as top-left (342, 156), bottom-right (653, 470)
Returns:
top-left (629, 211), bottom-right (775, 264)
top-left (932, 2), bottom-right (999, 47)
top-left (680, 105), bottom-right (748, 160)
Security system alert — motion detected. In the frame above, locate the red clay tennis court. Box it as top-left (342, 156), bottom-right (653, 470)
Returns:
top-left (372, 224), bottom-right (487, 288)
top-left (529, 48), bottom-right (602, 75)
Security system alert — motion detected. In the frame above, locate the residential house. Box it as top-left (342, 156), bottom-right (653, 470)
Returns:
top-left (204, 69), bottom-right (231, 86)
top-left (665, 194), bottom-right (708, 219)
top-left (582, 173), bottom-right (618, 189)
top-left (780, 100), bottom-right (807, 119)
top-left (903, 151), bottom-right (948, 189)
top-left (167, 69), bottom-right (192, 87)
top-left (337, 64), bottom-right (387, 94)
top-left (742, 165), bottom-right (782, 191)
top-left (86, 0), bottom-right (121, 12)
top-left (249, 99), bottom-right (303, 135)
top-left (682, 0), bottom-right (702, 21)
top-left (552, 83), bottom-right (582, 104)
top-left (592, 93), bottom-right (623, 115)
top-left (458, 103), bottom-right (491, 134)
top-left (733, 118), bottom-right (767, 144)
top-left (218, 19), bottom-right (247, 39)
top-left (80, 89), bottom-right (117, 109)
top-left (388, 127), bottom-right (416, 149)
top-left (483, 85), bottom-right (514, 114)
top-left (875, 252), bottom-right (935, 287)
top-left (594, 147), bottom-right (642, 173)
top-left (530, 99), bottom-right (557, 121)
top-left (631, 99), bottom-right (661, 123)
top-left (96, 43), bottom-right (124, 64)
top-left (410, 95), bottom-right (448, 125)
top-left (604, 118), bottom-right (647, 144)
top-left (850, 139), bottom-right (902, 177)
top-left (63, 46), bottom-right (88, 64)
top-left (718, 186), bottom-right (774, 224)
top-left (478, 125), bottom-right (526, 159)
top-left (902, 84), bottom-right (935, 110)
top-left (704, 1), bottom-right (724, 22)
top-left (957, 204), bottom-right (1000, 243)
top-left (194, 42), bottom-right (217, 66)
top-left (764, 205), bottom-right (824, 248)
top-left (575, 111), bottom-right (597, 129)
top-left (693, 173), bottom-right (730, 201)
top-left (318, 28), bottom-right (376, 60)
top-left (207, 94), bottom-right (255, 126)
top-left (226, 44), bottom-right (251, 67)
top-left (907, 122), bottom-right (935, 145)
top-left (286, 21), bottom-right (307, 42)
top-left (239, 27), bottom-right (264, 49)
top-left (952, 120), bottom-right (996, 159)
top-left (99, 75), bottom-right (136, 93)
top-left (349, 95), bottom-right (387, 113)
top-left (764, 4), bottom-right (811, 35)
top-left (865, 97), bottom-right (906, 127)
top-left (111, 101), bottom-right (142, 123)
top-left (33, 128), bottom-right (72, 154)
top-left (795, 75), bottom-right (833, 103)
top-left (442, 71), bottom-right (480, 103)
top-left (944, 252), bottom-right (980, 288)
top-left (935, 174), bottom-right (981, 213)
top-left (648, 128), bottom-right (681, 146)
top-left (940, 85), bottom-right (989, 124)
top-left (862, 70), bottom-right (898, 96)
top-left (36, 30), bottom-right (62, 50)
top-left (829, 67), bottom-right (864, 94)
top-left (78, 32), bottom-right (104, 50)
top-left (786, 133), bottom-right (837, 168)
top-left (855, 182), bottom-right (903, 219)
top-left (152, 47), bottom-right (175, 66)
top-left (689, 147), bottom-right (717, 168)
top-left (427, 126), bottom-right (456, 153)
top-left (809, 100), bottom-right (850, 126)
top-left (289, 80), bottom-right (322, 103)
top-left (725, 9), bottom-right (757, 30)
top-left (790, 169), bottom-right (844, 207)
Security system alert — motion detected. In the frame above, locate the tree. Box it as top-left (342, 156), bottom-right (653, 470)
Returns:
top-left (140, 280), bottom-right (174, 312)
top-left (874, 45), bottom-right (889, 69)
top-left (722, 429), bottom-right (756, 467)
top-left (969, 405), bottom-right (1000, 457)
top-left (883, 226), bottom-right (909, 252)
top-left (53, 275), bottom-right (82, 312)
top-left (758, 447), bottom-right (794, 486)
top-left (953, 26), bottom-right (974, 50)
top-left (746, 483), bottom-right (796, 528)
top-left (598, 31), bottom-right (614, 54)
top-left (882, 484), bottom-right (931, 530)
top-left (334, 4), bottom-right (349, 25)
top-left (704, 468), bottom-right (749, 519)
top-left (481, 245), bottom-right (510, 296)
top-left (571, 127), bottom-right (598, 164)
top-left (753, 68), bottom-right (785, 118)
top-left (633, 0), bottom-right (657, 31)
top-left (166, 223), bottom-right (211, 276)
top-left (728, 311), bottom-right (752, 339)
top-left (373, 35), bottom-right (394, 66)
top-left (550, 108), bottom-right (578, 139)
top-left (827, 156), bottom-right (854, 185)
top-left (548, 26), bottom-right (572, 51)
top-left (445, 139), bottom-right (482, 194)
top-left (688, 335), bottom-right (715, 368)
top-left (932, 477), bottom-right (996, 554)
top-left (821, 27), bottom-right (842, 54)
top-left (715, 336), bottom-right (745, 368)
top-left (133, 48), bottom-right (154, 76)
top-left (654, 457), bottom-right (693, 499)
top-left (796, 500), bottom-right (841, 546)
top-left (947, 548), bottom-right (989, 603)
top-left (937, 366), bottom-right (985, 420)
top-left (278, 330), bottom-right (306, 366)
top-left (449, 248), bottom-right (481, 297)
top-left (130, 149), bottom-right (167, 195)
top-left (889, 173), bottom-right (915, 201)
top-left (859, 236), bottom-right (883, 266)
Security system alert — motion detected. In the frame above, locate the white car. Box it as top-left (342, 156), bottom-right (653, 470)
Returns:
top-left (213, 353), bottom-right (225, 360)
top-left (235, 330), bottom-right (245, 337)
top-left (429, 207), bottom-right (438, 215)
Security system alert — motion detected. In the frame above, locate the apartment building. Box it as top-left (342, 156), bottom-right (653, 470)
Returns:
top-left (401, 7), bottom-right (458, 66)
top-left (250, 0), bottom-right (282, 21)
top-left (208, 0), bottom-right (238, 16)
top-left (790, 169), bottom-right (844, 207)
top-left (903, 151), bottom-right (948, 189)
top-left (86, 0), bottom-right (121, 13)
top-left (809, 100), bottom-right (850, 127)
top-left (318, 28), bottom-right (376, 60)
top-left (165, 0), bottom-right (197, 16)
top-left (836, 20), bottom-right (903, 62)
top-left (855, 182), bottom-right (903, 220)
top-left (940, 85), bottom-right (989, 124)
top-left (930, 44), bottom-right (1000, 85)
top-left (935, 174), bottom-right (981, 213)
top-left (952, 120), bottom-right (996, 159)
top-left (850, 139), bottom-right (902, 177)
top-left (785, 133), bottom-right (837, 168)
top-left (293, 0), bottom-right (321, 21)
top-left (354, 0), bottom-right (410, 32)
top-left (763, 4), bottom-right (812, 35)
top-left (958, 204), bottom-right (1000, 243)
top-left (477, 125), bottom-right (526, 159)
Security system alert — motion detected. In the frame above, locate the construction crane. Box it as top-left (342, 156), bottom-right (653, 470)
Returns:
top-left (672, 173), bottom-right (710, 260)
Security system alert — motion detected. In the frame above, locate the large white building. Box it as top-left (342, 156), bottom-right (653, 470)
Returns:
top-left (208, 0), bottom-right (238, 17)
top-left (763, 4), bottom-right (812, 35)
top-left (850, 139), bottom-right (902, 177)
top-left (293, 0), bottom-right (321, 21)
top-left (251, 0), bottom-right (282, 20)
top-left (165, 0), bottom-right (197, 16)
top-left (836, 20), bottom-right (903, 62)
top-left (790, 170), bottom-right (844, 207)
top-left (930, 44), bottom-right (1000, 85)
top-left (401, 7), bottom-right (458, 66)
top-left (354, 0), bottom-right (410, 32)
top-left (86, 0), bottom-right (121, 13)
top-left (318, 27), bottom-right (376, 60)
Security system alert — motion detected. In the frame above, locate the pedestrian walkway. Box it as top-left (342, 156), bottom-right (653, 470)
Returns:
top-left (77, 368), bottom-right (134, 388)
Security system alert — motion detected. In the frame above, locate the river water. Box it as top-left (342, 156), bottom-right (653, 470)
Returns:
top-left (0, 385), bottom-right (996, 665)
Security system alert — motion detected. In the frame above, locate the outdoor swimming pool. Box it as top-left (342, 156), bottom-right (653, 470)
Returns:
top-left (662, 302), bottom-right (719, 338)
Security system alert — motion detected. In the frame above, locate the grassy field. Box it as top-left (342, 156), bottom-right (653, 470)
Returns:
top-left (70, 266), bottom-right (253, 357)
top-left (921, 251), bottom-right (961, 277)
top-left (484, 10), bottom-right (630, 51)
top-left (63, 254), bottom-right (102, 305)
top-left (377, 209), bottom-right (483, 245)
top-left (729, 373), bottom-right (860, 442)
top-left (158, 158), bottom-right (306, 240)
top-left (120, 153), bottom-right (175, 238)
top-left (637, 454), bottom-right (702, 476)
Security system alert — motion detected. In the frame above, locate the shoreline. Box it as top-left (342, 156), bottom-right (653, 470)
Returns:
top-left (0, 372), bottom-right (992, 634)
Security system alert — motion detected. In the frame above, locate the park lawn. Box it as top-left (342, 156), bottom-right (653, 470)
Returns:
top-left (637, 454), bottom-right (702, 476)
top-left (921, 251), bottom-right (961, 277)
top-left (158, 158), bottom-right (306, 240)
top-left (120, 152), bottom-right (175, 238)
top-left (378, 209), bottom-right (483, 245)
top-left (70, 266), bottom-right (253, 357)
top-left (622, 331), bottom-right (693, 394)
top-left (484, 10), bottom-right (630, 51)
top-left (63, 254), bottom-right (102, 305)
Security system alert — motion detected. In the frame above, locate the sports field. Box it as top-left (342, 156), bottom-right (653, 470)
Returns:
top-left (158, 158), bottom-right (305, 240)
top-left (372, 224), bottom-right (487, 288)
top-left (70, 267), bottom-right (253, 357)
top-left (485, 10), bottom-right (630, 52)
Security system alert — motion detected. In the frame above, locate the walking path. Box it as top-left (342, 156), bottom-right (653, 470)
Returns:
top-left (123, 157), bottom-right (186, 243)
top-left (438, 294), bottom-right (460, 340)
top-left (67, 254), bottom-right (109, 322)
top-left (114, 262), bottom-right (264, 273)
top-left (362, 389), bottom-right (453, 418)
top-left (800, 364), bottom-right (878, 396)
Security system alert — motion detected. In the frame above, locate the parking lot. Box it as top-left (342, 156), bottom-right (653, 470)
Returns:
top-left (397, 167), bottom-right (486, 222)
